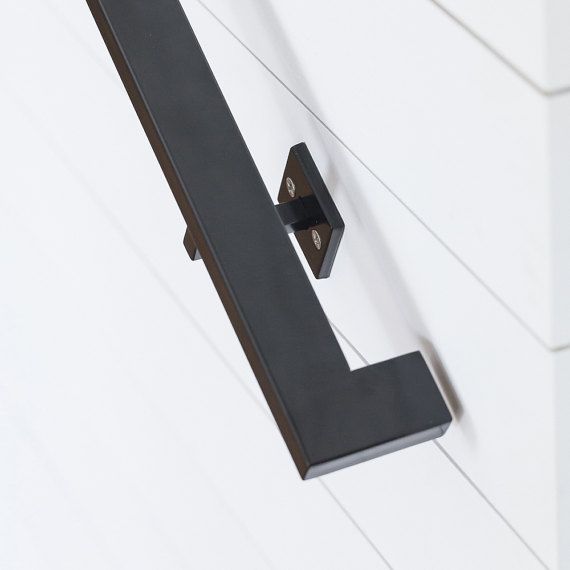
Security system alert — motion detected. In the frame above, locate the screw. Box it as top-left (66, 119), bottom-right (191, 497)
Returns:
top-left (286, 177), bottom-right (296, 198)
top-left (311, 229), bottom-right (322, 250)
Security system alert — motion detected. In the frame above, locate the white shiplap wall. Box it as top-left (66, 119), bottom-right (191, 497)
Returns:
top-left (1, 1), bottom-right (566, 568)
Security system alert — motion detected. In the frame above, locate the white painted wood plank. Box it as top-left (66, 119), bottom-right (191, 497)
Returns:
top-left (555, 348), bottom-right (570, 569)
top-left (0, 413), bottom-right (111, 570)
top-left (0, 220), bottom-right (271, 569)
top-left (435, 0), bottom-right (570, 93)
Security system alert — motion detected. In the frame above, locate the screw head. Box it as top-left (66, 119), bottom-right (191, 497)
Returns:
top-left (285, 177), bottom-right (296, 198)
top-left (311, 229), bottom-right (322, 250)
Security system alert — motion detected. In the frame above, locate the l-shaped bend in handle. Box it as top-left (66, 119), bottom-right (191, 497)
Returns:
top-left (86, 0), bottom-right (451, 478)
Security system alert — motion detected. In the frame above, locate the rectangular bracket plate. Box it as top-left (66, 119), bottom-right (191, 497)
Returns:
top-left (277, 143), bottom-right (344, 278)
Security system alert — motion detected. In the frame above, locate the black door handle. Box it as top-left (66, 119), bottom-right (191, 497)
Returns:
top-left (86, 0), bottom-right (451, 478)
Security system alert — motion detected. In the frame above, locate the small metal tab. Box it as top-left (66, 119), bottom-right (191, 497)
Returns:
top-left (183, 228), bottom-right (201, 261)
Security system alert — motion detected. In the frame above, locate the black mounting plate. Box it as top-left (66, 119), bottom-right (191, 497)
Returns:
top-left (277, 143), bottom-right (344, 279)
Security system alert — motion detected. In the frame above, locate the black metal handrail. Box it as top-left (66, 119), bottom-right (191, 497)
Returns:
top-left (86, 0), bottom-right (451, 478)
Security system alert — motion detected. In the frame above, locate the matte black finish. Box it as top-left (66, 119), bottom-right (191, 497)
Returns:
top-left (86, 0), bottom-right (451, 478)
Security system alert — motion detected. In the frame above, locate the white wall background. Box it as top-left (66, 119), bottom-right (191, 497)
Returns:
top-left (1, 1), bottom-right (566, 568)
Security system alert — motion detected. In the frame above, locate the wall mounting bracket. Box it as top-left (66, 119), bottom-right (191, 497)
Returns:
top-left (184, 142), bottom-right (344, 278)
top-left (86, 0), bottom-right (451, 478)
